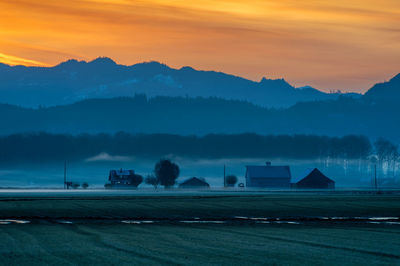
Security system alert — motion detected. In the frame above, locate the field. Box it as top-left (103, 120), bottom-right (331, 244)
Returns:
top-left (0, 191), bottom-right (400, 265)
top-left (2, 223), bottom-right (400, 265)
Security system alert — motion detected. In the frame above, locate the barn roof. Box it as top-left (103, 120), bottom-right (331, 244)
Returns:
top-left (110, 169), bottom-right (134, 176)
top-left (246, 165), bottom-right (291, 179)
top-left (179, 177), bottom-right (210, 187)
top-left (118, 170), bottom-right (132, 175)
top-left (291, 168), bottom-right (315, 183)
top-left (293, 168), bottom-right (334, 183)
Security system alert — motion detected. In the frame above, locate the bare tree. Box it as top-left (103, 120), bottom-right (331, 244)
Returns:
top-left (374, 138), bottom-right (399, 176)
top-left (375, 138), bottom-right (397, 161)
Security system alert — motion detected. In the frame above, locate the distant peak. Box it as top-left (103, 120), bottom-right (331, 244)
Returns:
top-left (391, 73), bottom-right (400, 82)
top-left (0, 62), bottom-right (10, 68)
top-left (136, 61), bottom-right (166, 67)
top-left (65, 59), bottom-right (80, 64)
top-left (89, 57), bottom-right (116, 65)
top-left (131, 61), bottom-right (171, 71)
top-left (180, 66), bottom-right (195, 71)
top-left (261, 76), bottom-right (285, 82)
top-left (260, 77), bottom-right (289, 85)
top-left (54, 57), bottom-right (117, 69)
top-left (55, 59), bottom-right (85, 68)
top-left (296, 85), bottom-right (315, 90)
top-left (373, 73), bottom-right (400, 87)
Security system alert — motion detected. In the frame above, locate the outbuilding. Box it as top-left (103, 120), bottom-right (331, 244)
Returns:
top-left (179, 177), bottom-right (210, 189)
top-left (292, 168), bottom-right (335, 189)
top-left (245, 162), bottom-right (291, 188)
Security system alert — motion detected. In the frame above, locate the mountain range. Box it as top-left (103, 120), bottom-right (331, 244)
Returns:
top-left (0, 57), bottom-right (360, 108)
top-left (1, 57), bottom-right (399, 141)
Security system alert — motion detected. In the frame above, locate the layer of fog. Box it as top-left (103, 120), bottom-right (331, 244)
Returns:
top-left (0, 154), bottom-right (399, 188)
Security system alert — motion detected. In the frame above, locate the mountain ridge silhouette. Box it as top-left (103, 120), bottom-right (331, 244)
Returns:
top-left (0, 57), bottom-right (361, 107)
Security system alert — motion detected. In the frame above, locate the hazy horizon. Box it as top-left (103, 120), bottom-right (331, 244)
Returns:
top-left (0, 157), bottom-right (385, 189)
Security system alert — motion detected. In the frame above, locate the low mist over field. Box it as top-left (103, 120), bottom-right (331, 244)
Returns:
top-left (0, 152), bottom-right (398, 189)
top-left (1, 132), bottom-right (398, 188)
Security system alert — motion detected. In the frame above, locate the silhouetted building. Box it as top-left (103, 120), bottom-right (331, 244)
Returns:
top-left (179, 177), bottom-right (210, 189)
top-left (245, 162), bottom-right (291, 188)
top-left (106, 169), bottom-right (142, 188)
top-left (292, 168), bottom-right (335, 189)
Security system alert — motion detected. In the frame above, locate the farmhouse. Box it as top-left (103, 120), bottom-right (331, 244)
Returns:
top-left (292, 168), bottom-right (335, 189)
top-left (245, 162), bottom-right (291, 188)
top-left (106, 169), bottom-right (142, 188)
top-left (179, 177), bottom-right (210, 189)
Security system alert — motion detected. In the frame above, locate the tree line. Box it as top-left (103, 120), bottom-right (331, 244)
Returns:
top-left (0, 132), bottom-right (382, 163)
top-left (133, 159), bottom-right (235, 189)
top-left (1, 95), bottom-right (400, 142)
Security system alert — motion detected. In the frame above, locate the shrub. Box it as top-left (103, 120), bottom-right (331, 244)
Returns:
top-left (226, 175), bottom-right (238, 187)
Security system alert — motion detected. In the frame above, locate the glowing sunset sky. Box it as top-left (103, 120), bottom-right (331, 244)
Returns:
top-left (0, 0), bottom-right (399, 92)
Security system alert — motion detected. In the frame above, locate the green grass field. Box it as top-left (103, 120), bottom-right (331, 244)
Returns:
top-left (0, 193), bottom-right (399, 219)
top-left (0, 192), bottom-right (400, 265)
top-left (0, 193), bottom-right (400, 219)
top-left (1, 223), bottom-right (400, 265)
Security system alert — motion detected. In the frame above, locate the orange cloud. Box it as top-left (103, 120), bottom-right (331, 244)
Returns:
top-left (0, 52), bottom-right (49, 66)
top-left (0, 0), bottom-right (399, 91)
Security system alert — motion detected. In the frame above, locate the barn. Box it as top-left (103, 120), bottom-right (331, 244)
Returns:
top-left (293, 168), bottom-right (335, 189)
top-left (179, 177), bottom-right (210, 189)
top-left (245, 162), bottom-right (291, 188)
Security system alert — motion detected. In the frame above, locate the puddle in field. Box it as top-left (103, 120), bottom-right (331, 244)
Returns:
top-left (0, 219), bottom-right (30, 224)
top-left (275, 221), bottom-right (300, 225)
top-left (234, 216), bottom-right (271, 221)
top-left (368, 217), bottom-right (399, 221)
top-left (251, 218), bottom-right (270, 221)
top-left (122, 220), bottom-right (155, 224)
top-left (235, 217), bottom-right (299, 224)
top-left (368, 221), bottom-right (400, 225)
top-left (57, 220), bottom-right (73, 224)
top-left (180, 221), bottom-right (226, 224)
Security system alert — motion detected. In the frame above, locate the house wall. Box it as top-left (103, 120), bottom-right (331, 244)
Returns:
top-left (179, 184), bottom-right (209, 189)
top-left (247, 177), bottom-right (291, 188)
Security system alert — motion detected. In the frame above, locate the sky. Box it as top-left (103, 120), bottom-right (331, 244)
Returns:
top-left (0, 0), bottom-right (399, 92)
